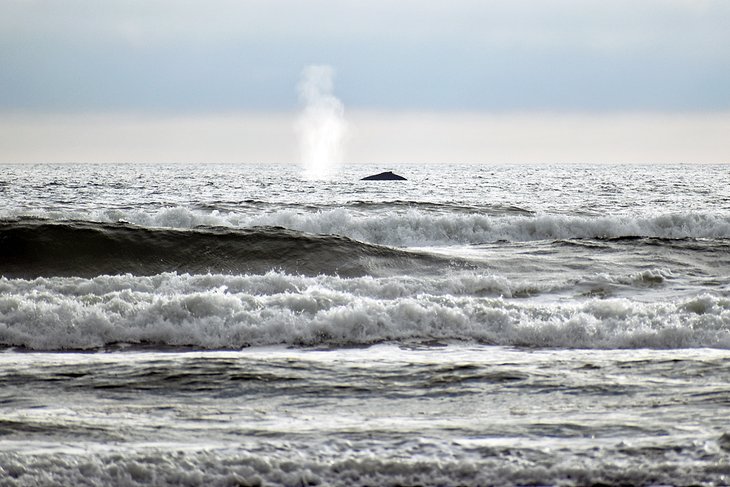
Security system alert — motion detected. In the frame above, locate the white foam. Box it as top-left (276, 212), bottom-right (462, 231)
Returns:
top-left (1, 273), bottom-right (728, 350)
top-left (5, 207), bottom-right (729, 246)
top-left (0, 436), bottom-right (727, 487)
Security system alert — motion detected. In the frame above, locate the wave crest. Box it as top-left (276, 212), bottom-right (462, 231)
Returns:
top-left (4, 208), bottom-right (729, 245)
top-left (1, 273), bottom-right (728, 351)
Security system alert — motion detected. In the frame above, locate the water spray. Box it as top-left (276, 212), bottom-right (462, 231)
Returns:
top-left (296, 65), bottom-right (347, 179)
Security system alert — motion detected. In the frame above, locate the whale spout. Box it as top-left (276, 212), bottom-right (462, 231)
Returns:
top-left (361, 171), bottom-right (407, 181)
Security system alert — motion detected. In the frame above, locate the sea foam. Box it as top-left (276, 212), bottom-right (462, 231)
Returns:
top-left (1, 273), bottom-right (728, 351)
top-left (3, 208), bottom-right (729, 246)
top-left (0, 438), bottom-right (727, 487)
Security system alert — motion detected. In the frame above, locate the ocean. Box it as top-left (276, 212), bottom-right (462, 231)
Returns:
top-left (1, 163), bottom-right (729, 486)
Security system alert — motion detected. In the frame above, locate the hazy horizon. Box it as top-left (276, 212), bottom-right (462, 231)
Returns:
top-left (1, 110), bottom-right (728, 164)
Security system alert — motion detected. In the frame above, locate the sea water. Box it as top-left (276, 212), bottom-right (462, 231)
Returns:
top-left (0, 163), bottom-right (729, 486)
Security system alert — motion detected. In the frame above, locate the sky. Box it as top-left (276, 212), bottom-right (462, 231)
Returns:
top-left (1, 0), bottom-right (729, 164)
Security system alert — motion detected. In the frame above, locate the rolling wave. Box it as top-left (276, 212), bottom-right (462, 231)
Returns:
top-left (3, 208), bottom-right (729, 246)
top-left (0, 219), bottom-right (451, 279)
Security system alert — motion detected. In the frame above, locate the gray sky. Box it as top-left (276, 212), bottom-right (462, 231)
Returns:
top-left (2, 0), bottom-right (729, 113)
top-left (1, 0), bottom-right (729, 163)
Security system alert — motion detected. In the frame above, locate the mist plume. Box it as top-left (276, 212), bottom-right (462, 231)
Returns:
top-left (296, 65), bottom-right (347, 179)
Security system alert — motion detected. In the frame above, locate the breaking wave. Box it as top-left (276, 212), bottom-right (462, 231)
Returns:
top-left (0, 438), bottom-right (727, 487)
top-left (1, 272), bottom-right (729, 351)
top-left (3, 208), bottom-right (729, 246)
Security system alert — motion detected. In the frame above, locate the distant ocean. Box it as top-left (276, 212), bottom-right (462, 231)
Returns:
top-left (1, 163), bottom-right (729, 486)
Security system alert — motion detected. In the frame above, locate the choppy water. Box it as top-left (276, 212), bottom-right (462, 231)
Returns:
top-left (1, 163), bottom-right (729, 486)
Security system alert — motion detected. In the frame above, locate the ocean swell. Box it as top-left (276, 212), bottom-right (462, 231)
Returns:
top-left (0, 219), bottom-right (449, 278)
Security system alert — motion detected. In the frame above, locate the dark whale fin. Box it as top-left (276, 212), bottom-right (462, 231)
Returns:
top-left (361, 171), bottom-right (407, 181)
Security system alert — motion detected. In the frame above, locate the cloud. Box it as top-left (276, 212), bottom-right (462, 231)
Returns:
top-left (1, 0), bottom-right (729, 112)
top-left (3, 0), bottom-right (727, 48)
